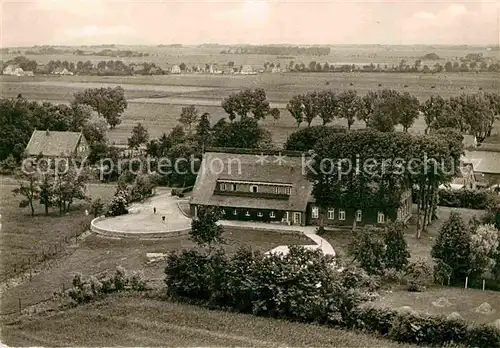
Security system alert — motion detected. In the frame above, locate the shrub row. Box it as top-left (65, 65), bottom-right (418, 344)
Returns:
top-left (165, 247), bottom-right (367, 324)
top-left (349, 306), bottom-right (500, 348)
top-left (438, 189), bottom-right (492, 209)
top-left (165, 246), bottom-right (500, 348)
top-left (69, 266), bottom-right (146, 304)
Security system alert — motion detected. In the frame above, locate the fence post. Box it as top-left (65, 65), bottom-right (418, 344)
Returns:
top-left (29, 268), bottom-right (32, 282)
top-left (465, 277), bottom-right (468, 289)
top-left (18, 298), bottom-right (21, 313)
top-left (62, 283), bottom-right (65, 293)
top-left (482, 279), bottom-right (485, 291)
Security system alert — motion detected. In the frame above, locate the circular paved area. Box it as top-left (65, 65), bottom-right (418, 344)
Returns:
top-left (93, 192), bottom-right (191, 236)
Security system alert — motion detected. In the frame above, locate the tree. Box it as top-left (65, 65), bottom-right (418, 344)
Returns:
top-left (0, 98), bottom-right (35, 161)
top-left (284, 125), bottom-right (346, 152)
top-left (106, 191), bottom-right (128, 217)
top-left (127, 123), bottom-right (149, 151)
top-left (287, 95), bottom-right (305, 128)
top-left (39, 172), bottom-right (54, 216)
top-left (221, 88), bottom-right (271, 121)
top-left (431, 211), bottom-right (473, 281)
top-left (89, 197), bottom-right (105, 217)
top-left (190, 205), bottom-right (224, 246)
top-left (398, 92), bottom-right (420, 132)
top-left (179, 62), bottom-right (186, 71)
top-left (178, 105), bottom-right (199, 131)
top-left (316, 90), bottom-right (338, 125)
top-left (212, 117), bottom-right (271, 149)
top-left (270, 107), bottom-right (280, 121)
top-left (348, 227), bottom-right (386, 275)
top-left (302, 92), bottom-right (319, 127)
top-left (12, 169), bottom-right (40, 216)
top-left (82, 116), bottom-right (108, 145)
top-left (421, 95), bottom-right (447, 134)
top-left (336, 90), bottom-right (362, 131)
top-left (73, 86), bottom-right (127, 129)
top-left (444, 61), bottom-right (453, 72)
top-left (195, 112), bottom-right (213, 153)
top-left (384, 221), bottom-right (410, 271)
top-left (53, 166), bottom-right (89, 214)
top-left (470, 223), bottom-right (499, 279)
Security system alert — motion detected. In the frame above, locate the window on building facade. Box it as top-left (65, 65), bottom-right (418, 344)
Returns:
top-left (378, 212), bottom-right (385, 223)
top-left (257, 211), bottom-right (263, 217)
top-left (250, 185), bottom-right (258, 193)
top-left (312, 206), bottom-right (319, 219)
top-left (356, 210), bottom-right (362, 222)
top-left (285, 186), bottom-right (291, 195)
top-left (327, 208), bottom-right (335, 220)
top-left (221, 209), bottom-right (226, 215)
top-left (232, 184), bottom-right (237, 191)
top-left (270, 211), bottom-right (276, 218)
top-left (233, 209), bottom-right (237, 215)
top-left (339, 209), bottom-right (346, 221)
top-left (220, 183), bottom-right (226, 191)
top-left (274, 186), bottom-right (279, 194)
top-left (245, 211), bottom-right (250, 216)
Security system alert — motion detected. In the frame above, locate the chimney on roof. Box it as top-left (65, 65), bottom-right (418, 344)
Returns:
top-left (46, 129), bottom-right (50, 136)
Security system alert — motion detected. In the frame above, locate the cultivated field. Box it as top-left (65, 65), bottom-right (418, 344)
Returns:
top-left (1, 293), bottom-right (418, 347)
top-left (1, 71), bottom-right (499, 146)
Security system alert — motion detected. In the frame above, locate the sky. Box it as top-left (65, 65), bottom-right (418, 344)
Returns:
top-left (0, 0), bottom-right (499, 47)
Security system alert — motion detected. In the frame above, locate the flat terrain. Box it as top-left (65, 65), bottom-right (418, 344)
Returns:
top-left (0, 292), bottom-right (417, 347)
top-left (0, 183), bottom-right (116, 281)
top-left (1, 72), bottom-right (499, 146)
top-left (0, 226), bottom-right (311, 315)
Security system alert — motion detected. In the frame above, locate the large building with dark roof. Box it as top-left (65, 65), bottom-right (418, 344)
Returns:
top-left (25, 130), bottom-right (89, 161)
top-left (190, 150), bottom-right (412, 227)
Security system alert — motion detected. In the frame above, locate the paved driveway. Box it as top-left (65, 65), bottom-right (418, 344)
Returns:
top-left (94, 193), bottom-right (191, 234)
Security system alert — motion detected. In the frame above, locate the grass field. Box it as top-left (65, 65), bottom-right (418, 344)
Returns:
top-left (0, 223), bottom-right (310, 315)
top-left (0, 292), bottom-right (418, 347)
top-left (2, 72), bottom-right (499, 146)
top-left (0, 183), bottom-right (116, 281)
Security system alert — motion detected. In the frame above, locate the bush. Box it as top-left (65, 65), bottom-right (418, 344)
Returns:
top-left (384, 221), bottom-right (410, 271)
top-left (106, 192), bottom-right (128, 217)
top-left (388, 312), bottom-right (468, 346)
top-left (88, 197), bottom-right (105, 217)
top-left (348, 227), bottom-right (386, 275)
top-left (404, 259), bottom-right (434, 291)
top-left (434, 260), bottom-right (453, 285)
top-left (67, 267), bottom-right (147, 305)
top-left (348, 306), bottom-right (397, 335)
top-left (438, 189), bottom-right (492, 210)
top-left (467, 324), bottom-right (500, 348)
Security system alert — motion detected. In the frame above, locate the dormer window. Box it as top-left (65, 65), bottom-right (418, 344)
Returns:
top-left (220, 183), bottom-right (226, 191)
top-left (285, 186), bottom-right (291, 195)
top-left (274, 187), bottom-right (279, 194)
top-left (245, 211), bottom-right (250, 217)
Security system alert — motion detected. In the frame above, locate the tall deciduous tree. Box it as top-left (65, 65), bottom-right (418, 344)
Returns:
top-left (302, 92), bottom-right (319, 127)
top-left (384, 221), bottom-right (410, 271)
top-left (73, 86), bottom-right (127, 129)
top-left (421, 95), bottom-right (447, 134)
top-left (178, 105), bottom-right (199, 131)
top-left (195, 112), bottom-right (213, 153)
top-left (336, 90), bottom-right (362, 131)
top-left (212, 117), bottom-right (271, 149)
top-left (316, 90), bottom-right (338, 125)
top-left (287, 95), bottom-right (305, 128)
top-left (221, 88), bottom-right (271, 121)
top-left (12, 169), bottom-right (40, 216)
top-left (190, 206), bottom-right (224, 247)
top-left (128, 123), bottom-right (149, 151)
top-left (398, 92), bottom-right (420, 133)
top-left (284, 125), bottom-right (346, 152)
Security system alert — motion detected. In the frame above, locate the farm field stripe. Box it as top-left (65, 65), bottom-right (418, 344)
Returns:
top-left (86, 312), bottom-right (281, 347)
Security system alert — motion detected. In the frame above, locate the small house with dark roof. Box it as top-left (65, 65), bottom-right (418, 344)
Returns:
top-left (463, 149), bottom-right (500, 189)
top-left (25, 130), bottom-right (89, 161)
top-left (190, 149), bottom-right (412, 227)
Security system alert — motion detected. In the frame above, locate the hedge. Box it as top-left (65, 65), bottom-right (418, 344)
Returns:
top-left (438, 189), bottom-right (491, 209)
top-left (349, 306), bottom-right (500, 348)
top-left (164, 246), bottom-right (500, 348)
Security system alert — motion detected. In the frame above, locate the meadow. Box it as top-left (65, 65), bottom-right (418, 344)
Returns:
top-left (1, 71), bottom-right (499, 146)
top-left (1, 293), bottom-right (419, 347)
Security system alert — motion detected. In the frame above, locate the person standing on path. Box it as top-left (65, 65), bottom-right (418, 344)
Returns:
top-left (162, 215), bottom-right (165, 223)
top-left (153, 207), bottom-right (157, 214)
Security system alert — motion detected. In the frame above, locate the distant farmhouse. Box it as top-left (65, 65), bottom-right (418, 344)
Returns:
top-left (190, 150), bottom-right (412, 227)
top-left (240, 65), bottom-right (256, 75)
top-left (52, 67), bottom-right (74, 75)
top-left (463, 149), bottom-right (500, 190)
top-left (25, 130), bottom-right (89, 162)
top-left (170, 65), bottom-right (181, 74)
top-left (2, 65), bottom-right (34, 76)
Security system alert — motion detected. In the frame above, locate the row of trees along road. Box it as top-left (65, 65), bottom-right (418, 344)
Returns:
top-left (287, 89), bottom-right (500, 143)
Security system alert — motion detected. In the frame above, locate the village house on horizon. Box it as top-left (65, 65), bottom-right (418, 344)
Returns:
top-left (190, 150), bottom-right (412, 227)
top-left (24, 130), bottom-right (90, 162)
